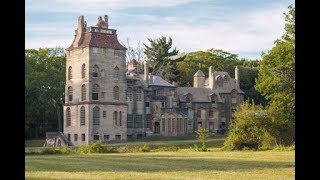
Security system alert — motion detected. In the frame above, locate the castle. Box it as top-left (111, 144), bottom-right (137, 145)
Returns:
top-left (45, 15), bottom-right (244, 147)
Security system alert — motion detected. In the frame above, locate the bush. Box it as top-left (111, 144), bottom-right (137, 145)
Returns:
top-left (76, 141), bottom-right (105, 154)
top-left (223, 101), bottom-right (276, 150)
top-left (41, 147), bottom-right (73, 154)
top-left (195, 127), bottom-right (209, 152)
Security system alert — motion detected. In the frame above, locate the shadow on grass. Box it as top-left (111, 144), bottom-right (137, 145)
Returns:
top-left (26, 154), bottom-right (294, 173)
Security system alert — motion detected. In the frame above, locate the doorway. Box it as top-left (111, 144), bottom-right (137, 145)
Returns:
top-left (154, 122), bottom-right (160, 134)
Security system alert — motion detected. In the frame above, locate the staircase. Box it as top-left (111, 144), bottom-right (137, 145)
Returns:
top-left (44, 132), bottom-right (72, 147)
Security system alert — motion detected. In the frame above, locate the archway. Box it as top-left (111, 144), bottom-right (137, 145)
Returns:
top-left (154, 122), bottom-right (160, 134)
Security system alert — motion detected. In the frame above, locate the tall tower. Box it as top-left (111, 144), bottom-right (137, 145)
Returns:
top-left (63, 15), bottom-right (127, 146)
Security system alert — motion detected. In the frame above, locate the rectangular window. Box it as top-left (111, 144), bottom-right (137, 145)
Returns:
top-left (82, 134), bottom-right (85, 141)
top-left (115, 135), bottom-right (121, 140)
top-left (74, 134), bottom-right (78, 141)
top-left (67, 134), bottom-right (71, 141)
top-left (145, 102), bottom-right (150, 107)
top-left (92, 93), bottom-right (98, 100)
top-left (104, 135), bottom-right (109, 141)
top-left (101, 92), bottom-right (105, 99)
top-left (197, 110), bottom-right (201, 118)
top-left (221, 122), bottom-right (226, 126)
top-left (209, 109), bottom-right (214, 118)
top-left (161, 102), bottom-right (165, 108)
top-left (93, 134), bottom-right (99, 141)
top-left (162, 118), bottom-right (165, 132)
top-left (127, 114), bottom-right (134, 128)
top-left (156, 89), bottom-right (164, 96)
top-left (103, 111), bottom-right (106, 118)
top-left (135, 115), bottom-right (143, 128)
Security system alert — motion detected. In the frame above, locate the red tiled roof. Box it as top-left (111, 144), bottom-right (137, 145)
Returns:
top-left (66, 31), bottom-right (127, 51)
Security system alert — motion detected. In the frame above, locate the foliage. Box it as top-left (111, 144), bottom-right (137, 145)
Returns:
top-left (144, 36), bottom-right (181, 82)
top-left (41, 147), bottom-right (73, 155)
top-left (25, 48), bottom-right (66, 139)
top-left (123, 38), bottom-right (146, 63)
top-left (195, 127), bottom-right (209, 152)
top-left (76, 141), bottom-right (106, 154)
top-left (176, 49), bottom-right (241, 86)
top-left (255, 5), bottom-right (295, 145)
top-left (223, 101), bottom-right (275, 150)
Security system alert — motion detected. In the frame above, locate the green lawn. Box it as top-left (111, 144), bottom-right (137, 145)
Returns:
top-left (25, 150), bottom-right (294, 180)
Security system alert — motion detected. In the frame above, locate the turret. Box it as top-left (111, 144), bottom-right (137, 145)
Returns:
top-left (193, 70), bottom-right (205, 88)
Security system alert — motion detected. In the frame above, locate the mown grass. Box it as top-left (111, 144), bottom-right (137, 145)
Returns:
top-left (25, 150), bottom-right (294, 180)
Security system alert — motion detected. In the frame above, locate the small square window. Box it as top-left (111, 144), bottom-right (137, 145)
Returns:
top-left (115, 135), bottom-right (121, 140)
top-left (145, 102), bottom-right (150, 107)
top-left (93, 134), bottom-right (100, 141)
top-left (104, 135), bottom-right (109, 141)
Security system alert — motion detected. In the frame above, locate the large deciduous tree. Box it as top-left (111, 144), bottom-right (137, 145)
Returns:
top-left (255, 5), bottom-right (295, 145)
top-left (25, 48), bottom-right (66, 139)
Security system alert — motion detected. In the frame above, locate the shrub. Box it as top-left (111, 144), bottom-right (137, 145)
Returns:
top-left (76, 141), bottom-right (105, 154)
top-left (223, 101), bottom-right (276, 150)
top-left (41, 147), bottom-right (73, 154)
top-left (195, 127), bottom-right (209, 152)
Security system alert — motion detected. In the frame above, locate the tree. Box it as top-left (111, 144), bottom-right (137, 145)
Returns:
top-left (195, 127), bottom-right (209, 152)
top-left (176, 49), bottom-right (241, 86)
top-left (143, 36), bottom-right (181, 82)
top-left (223, 101), bottom-right (274, 150)
top-left (255, 5), bottom-right (295, 145)
top-left (25, 48), bottom-right (66, 139)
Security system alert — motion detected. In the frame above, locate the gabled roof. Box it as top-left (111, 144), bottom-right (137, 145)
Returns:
top-left (176, 87), bottom-right (222, 103)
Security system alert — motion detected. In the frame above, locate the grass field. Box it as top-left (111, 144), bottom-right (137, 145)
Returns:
top-left (25, 150), bottom-right (294, 180)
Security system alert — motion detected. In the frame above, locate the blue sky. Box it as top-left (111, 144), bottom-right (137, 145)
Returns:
top-left (26, 0), bottom-right (294, 60)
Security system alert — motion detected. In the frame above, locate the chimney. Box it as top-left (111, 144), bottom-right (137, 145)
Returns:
top-left (73, 15), bottom-right (85, 47)
top-left (235, 66), bottom-right (240, 89)
top-left (208, 66), bottom-right (215, 89)
top-left (104, 15), bottom-right (109, 29)
top-left (149, 73), bottom-right (153, 84)
top-left (144, 62), bottom-right (149, 84)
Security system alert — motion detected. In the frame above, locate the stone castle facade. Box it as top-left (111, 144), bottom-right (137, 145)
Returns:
top-left (46, 15), bottom-right (244, 146)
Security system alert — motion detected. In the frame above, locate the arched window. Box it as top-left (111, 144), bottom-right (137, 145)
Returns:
top-left (113, 111), bottom-right (118, 126)
top-left (81, 64), bottom-right (86, 78)
top-left (80, 106), bottom-right (85, 126)
top-left (68, 66), bottom-right (72, 80)
top-left (92, 84), bottom-right (99, 100)
top-left (119, 111), bottom-right (122, 126)
top-left (113, 66), bottom-right (119, 79)
top-left (186, 94), bottom-right (192, 103)
top-left (93, 64), bottom-right (99, 77)
top-left (66, 107), bottom-right (71, 126)
top-left (211, 95), bottom-right (216, 103)
top-left (68, 86), bottom-right (73, 101)
top-left (113, 86), bottom-right (119, 100)
top-left (126, 88), bottom-right (133, 101)
top-left (223, 75), bottom-right (228, 82)
top-left (81, 84), bottom-right (86, 101)
top-left (216, 76), bottom-right (223, 87)
top-left (93, 106), bottom-right (100, 125)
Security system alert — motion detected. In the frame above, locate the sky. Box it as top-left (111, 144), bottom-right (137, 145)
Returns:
top-left (25, 0), bottom-right (294, 60)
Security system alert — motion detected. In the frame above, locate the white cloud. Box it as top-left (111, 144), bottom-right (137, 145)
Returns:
top-left (25, 1), bottom-right (288, 59)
